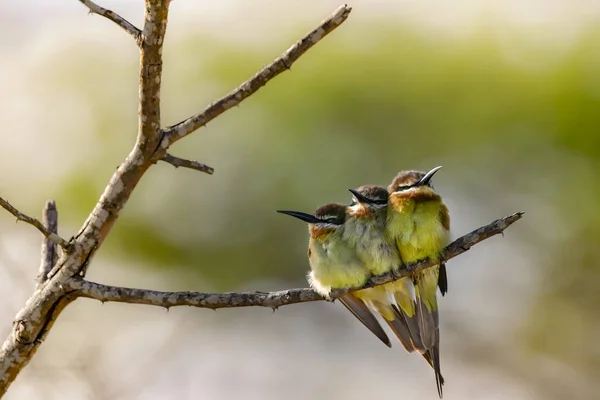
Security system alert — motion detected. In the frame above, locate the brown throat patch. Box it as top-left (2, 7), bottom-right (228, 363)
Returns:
top-left (309, 225), bottom-right (335, 240)
top-left (390, 188), bottom-right (441, 208)
top-left (347, 205), bottom-right (372, 218)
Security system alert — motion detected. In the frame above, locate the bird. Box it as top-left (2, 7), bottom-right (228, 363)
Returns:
top-left (277, 203), bottom-right (392, 348)
top-left (386, 165), bottom-right (450, 398)
top-left (345, 184), bottom-right (444, 390)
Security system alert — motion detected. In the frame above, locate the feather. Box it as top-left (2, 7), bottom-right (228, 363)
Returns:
top-left (338, 294), bottom-right (391, 347)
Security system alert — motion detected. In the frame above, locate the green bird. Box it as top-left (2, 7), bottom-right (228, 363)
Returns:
top-left (277, 203), bottom-right (392, 347)
top-left (386, 166), bottom-right (450, 398)
top-left (345, 184), bottom-right (444, 392)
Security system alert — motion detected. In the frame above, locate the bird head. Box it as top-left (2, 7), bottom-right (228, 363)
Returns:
top-left (387, 166), bottom-right (443, 201)
top-left (347, 185), bottom-right (388, 217)
top-left (277, 203), bottom-right (347, 239)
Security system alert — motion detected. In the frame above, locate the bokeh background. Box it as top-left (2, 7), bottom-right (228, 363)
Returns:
top-left (1, 0), bottom-right (599, 399)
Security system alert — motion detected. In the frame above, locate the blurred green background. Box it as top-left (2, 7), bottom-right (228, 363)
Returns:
top-left (1, 1), bottom-right (599, 399)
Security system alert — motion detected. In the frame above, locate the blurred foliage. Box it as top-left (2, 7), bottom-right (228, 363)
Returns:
top-left (37, 20), bottom-right (600, 389)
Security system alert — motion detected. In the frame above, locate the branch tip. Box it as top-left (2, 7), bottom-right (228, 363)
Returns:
top-left (163, 4), bottom-right (352, 144)
top-left (37, 200), bottom-right (60, 287)
top-left (161, 153), bottom-right (214, 175)
top-left (79, 0), bottom-right (142, 44)
top-left (0, 196), bottom-right (68, 249)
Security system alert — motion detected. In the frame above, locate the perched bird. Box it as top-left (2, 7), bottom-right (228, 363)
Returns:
top-left (277, 203), bottom-right (392, 348)
top-left (343, 185), bottom-right (414, 351)
top-left (345, 185), bottom-right (444, 389)
top-left (386, 166), bottom-right (450, 398)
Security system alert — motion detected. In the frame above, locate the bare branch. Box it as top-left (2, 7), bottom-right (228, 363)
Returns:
top-left (136, 0), bottom-right (170, 152)
top-left (0, 287), bottom-right (73, 397)
top-left (161, 4), bottom-right (353, 147)
top-left (161, 153), bottom-right (214, 175)
top-left (36, 201), bottom-right (59, 288)
top-left (72, 213), bottom-right (523, 310)
top-left (72, 0), bottom-right (172, 268)
top-left (0, 197), bottom-right (68, 249)
top-left (78, 0), bottom-right (142, 44)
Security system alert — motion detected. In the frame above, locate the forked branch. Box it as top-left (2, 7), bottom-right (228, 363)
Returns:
top-left (72, 212), bottom-right (524, 310)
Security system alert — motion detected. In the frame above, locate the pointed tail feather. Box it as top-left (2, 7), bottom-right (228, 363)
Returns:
top-left (420, 349), bottom-right (445, 399)
top-left (431, 334), bottom-right (443, 398)
top-left (392, 278), bottom-right (427, 352)
top-left (394, 306), bottom-right (444, 395)
top-left (383, 313), bottom-right (415, 353)
top-left (338, 294), bottom-right (392, 348)
top-left (393, 302), bottom-right (426, 352)
top-left (415, 297), bottom-right (437, 349)
top-left (415, 268), bottom-right (444, 397)
top-left (415, 277), bottom-right (438, 350)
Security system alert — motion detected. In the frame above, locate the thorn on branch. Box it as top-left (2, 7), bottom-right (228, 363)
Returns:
top-left (161, 153), bottom-right (214, 175)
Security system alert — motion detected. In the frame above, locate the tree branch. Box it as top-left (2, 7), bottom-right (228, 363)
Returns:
top-left (72, 212), bottom-right (523, 310)
top-left (0, 4), bottom-right (353, 395)
top-left (36, 201), bottom-right (59, 289)
top-left (161, 153), bottom-right (214, 175)
top-left (0, 1), bottom-right (175, 395)
top-left (78, 0), bottom-right (142, 44)
top-left (160, 4), bottom-right (353, 147)
top-left (0, 197), bottom-right (68, 249)
top-left (71, 0), bottom-right (172, 267)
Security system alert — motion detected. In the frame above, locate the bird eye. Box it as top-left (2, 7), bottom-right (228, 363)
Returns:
top-left (317, 215), bottom-right (340, 224)
top-left (396, 185), bottom-right (411, 191)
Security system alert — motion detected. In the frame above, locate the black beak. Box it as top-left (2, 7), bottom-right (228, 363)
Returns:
top-left (418, 166), bottom-right (443, 186)
top-left (276, 210), bottom-right (320, 224)
top-left (348, 188), bottom-right (374, 204)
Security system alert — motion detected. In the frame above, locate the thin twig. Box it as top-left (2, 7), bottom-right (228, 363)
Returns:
top-left (36, 201), bottom-right (59, 288)
top-left (78, 0), bottom-right (142, 44)
top-left (161, 153), bottom-right (214, 175)
top-left (0, 197), bottom-right (68, 249)
top-left (161, 4), bottom-right (353, 147)
top-left (72, 212), bottom-right (524, 310)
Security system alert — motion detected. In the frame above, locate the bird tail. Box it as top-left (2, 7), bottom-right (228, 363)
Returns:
top-left (392, 278), bottom-right (426, 352)
top-left (432, 337), bottom-right (443, 398)
top-left (382, 309), bottom-right (416, 353)
top-left (415, 267), bottom-right (444, 398)
top-left (415, 269), bottom-right (438, 349)
top-left (338, 293), bottom-right (391, 348)
top-left (355, 287), bottom-right (416, 352)
top-left (394, 289), bottom-right (443, 394)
